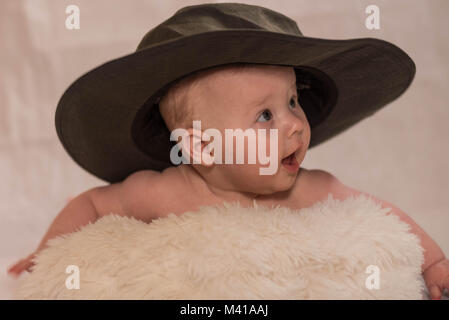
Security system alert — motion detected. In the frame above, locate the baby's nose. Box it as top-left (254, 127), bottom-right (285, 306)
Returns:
top-left (285, 115), bottom-right (305, 139)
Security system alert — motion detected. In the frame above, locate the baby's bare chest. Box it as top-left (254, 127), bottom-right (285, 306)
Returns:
top-left (158, 168), bottom-right (333, 217)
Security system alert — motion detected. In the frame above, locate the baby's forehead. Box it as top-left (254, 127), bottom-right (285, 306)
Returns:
top-left (186, 65), bottom-right (297, 113)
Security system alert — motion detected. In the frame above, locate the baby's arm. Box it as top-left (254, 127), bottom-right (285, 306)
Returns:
top-left (7, 170), bottom-right (162, 277)
top-left (324, 171), bottom-right (448, 299)
top-left (7, 188), bottom-right (99, 277)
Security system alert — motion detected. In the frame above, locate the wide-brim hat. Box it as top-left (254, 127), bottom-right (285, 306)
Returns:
top-left (55, 2), bottom-right (416, 183)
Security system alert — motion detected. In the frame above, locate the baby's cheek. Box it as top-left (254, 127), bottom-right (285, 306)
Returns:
top-left (261, 130), bottom-right (279, 157)
top-left (217, 130), bottom-right (279, 165)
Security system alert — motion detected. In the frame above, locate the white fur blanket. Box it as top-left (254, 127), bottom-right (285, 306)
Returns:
top-left (15, 194), bottom-right (426, 299)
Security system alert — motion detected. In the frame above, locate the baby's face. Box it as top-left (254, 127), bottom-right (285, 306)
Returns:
top-left (191, 65), bottom-right (311, 194)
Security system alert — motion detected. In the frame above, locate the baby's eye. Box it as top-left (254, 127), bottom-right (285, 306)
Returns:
top-left (289, 96), bottom-right (298, 109)
top-left (256, 109), bottom-right (272, 122)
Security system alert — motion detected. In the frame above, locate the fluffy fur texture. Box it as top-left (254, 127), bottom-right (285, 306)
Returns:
top-left (15, 194), bottom-right (426, 299)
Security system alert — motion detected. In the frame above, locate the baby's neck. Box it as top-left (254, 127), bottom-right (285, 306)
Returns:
top-left (206, 183), bottom-right (261, 203)
top-left (179, 164), bottom-right (261, 205)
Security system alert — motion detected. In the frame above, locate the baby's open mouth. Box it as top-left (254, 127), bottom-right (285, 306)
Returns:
top-left (282, 152), bottom-right (295, 164)
top-left (281, 151), bottom-right (299, 173)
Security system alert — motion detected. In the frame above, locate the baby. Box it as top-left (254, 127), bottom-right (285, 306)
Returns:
top-left (7, 63), bottom-right (449, 299)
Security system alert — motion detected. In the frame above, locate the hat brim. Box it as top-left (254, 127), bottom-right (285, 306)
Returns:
top-left (55, 29), bottom-right (415, 183)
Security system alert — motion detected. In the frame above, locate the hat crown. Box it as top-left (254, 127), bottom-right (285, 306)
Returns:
top-left (136, 3), bottom-right (303, 51)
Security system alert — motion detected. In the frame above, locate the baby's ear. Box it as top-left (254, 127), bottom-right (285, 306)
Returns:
top-left (180, 128), bottom-right (213, 167)
top-left (179, 128), bottom-right (199, 161)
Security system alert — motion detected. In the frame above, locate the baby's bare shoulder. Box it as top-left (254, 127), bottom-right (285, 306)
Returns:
top-left (133, 166), bottom-right (190, 219)
top-left (304, 168), bottom-right (370, 202)
top-left (90, 167), bottom-right (187, 223)
top-left (302, 168), bottom-right (337, 186)
top-left (309, 170), bottom-right (405, 217)
top-left (299, 168), bottom-right (358, 203)
top-left (295, 168), bottom-right (339, 196)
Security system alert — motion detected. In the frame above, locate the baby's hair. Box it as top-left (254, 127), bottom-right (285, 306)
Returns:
top-left (158, 63), bottom-right (261, 132)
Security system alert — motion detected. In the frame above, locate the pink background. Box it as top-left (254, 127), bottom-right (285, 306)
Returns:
top-left (1, 0), bottom-right (448, 299)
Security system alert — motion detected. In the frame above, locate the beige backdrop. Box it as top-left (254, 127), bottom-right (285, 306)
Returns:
top-left (1, 0), bottom-right (448, 299)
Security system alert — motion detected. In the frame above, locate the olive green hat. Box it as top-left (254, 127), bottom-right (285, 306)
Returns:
top-left (55, 2), bottom-right (416, 183)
